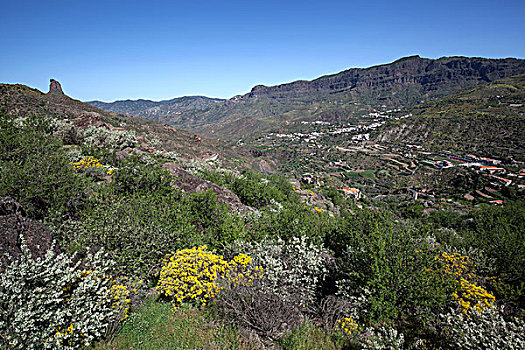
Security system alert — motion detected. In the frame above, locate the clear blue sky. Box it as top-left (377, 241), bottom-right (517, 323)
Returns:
top-left (1, 0), bottom-right (524, 101)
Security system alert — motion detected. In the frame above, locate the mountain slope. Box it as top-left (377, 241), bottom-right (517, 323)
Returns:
top-left (87, 96), bottom-right (225, 121)
top-left (0, 81), bottom-right (245, 162)
top-left (377, 74), bottom-right (525, 162)
top-left (88, 55), bottom-right (525, 141)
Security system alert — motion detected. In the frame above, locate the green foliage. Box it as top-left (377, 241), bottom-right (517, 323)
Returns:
top-left (246, 202), bottom-right (335, 243)
top-left (429, 202), bottom-right (525, 307)
top-left (325, 208), bottom-right (393, 258)
top-left (277, 322), bottom-right (347, 350)
top-left (463, 202), bottom-right (525, 285)
top-left (94, 299), bottom-right (257, 350)
top-left (0, 114), bottom-right (87, 219)
top-left (200, 168), bottom-right (299, 208)
top-left (109, 157), bottom-right (174, 196)
top-left (75, 190), bottom-right (245, 279)
top-left (336, 220), bottom-right (454, 324)
top-left (320, 185), bottom-right (345, 208)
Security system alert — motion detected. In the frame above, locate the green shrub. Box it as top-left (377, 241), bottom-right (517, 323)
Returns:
top-left (77, 190), bottom-right (246, 279)
top-left (0, 238), bottom-right (129, 349)
top-left (199, 168), bottom-right (298, 209)
top-left (336, 223), bottom-right (454, 325)
top-left (109, 157), bottom-right (174, 196)
top-left (78, 192), bottom-right (195, 278)
top-left (463, 202), bottom-right (525, 286)
top-left (246, 202), bottom-right (335, 243)
top-left (0, 115), bottom-right (87, 219)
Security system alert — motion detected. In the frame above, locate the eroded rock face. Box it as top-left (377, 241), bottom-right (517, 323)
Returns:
top-left (0, 197), bottom-right (59, 268)
top-left (48, 79), bottom-right (64, 95)
top-left (162, 162), bottom-right (253, 213)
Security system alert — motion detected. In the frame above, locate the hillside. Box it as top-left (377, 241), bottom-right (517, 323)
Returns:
top-left (378, 74), bottom-right (525, 162)
top-left (87, 95), bottom-right (225, 122)
top-left (2, 77), bottom-right (525, 350)
top-left (0, 81), bottom-right (247, 163)
top-left (88, 55), bottom-right (525, 141)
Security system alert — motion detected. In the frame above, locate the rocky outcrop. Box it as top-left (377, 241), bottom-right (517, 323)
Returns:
top-left (48, 79), bottom-right (65, 95)
top-left (0, 197), bottom-right (59, 268)
top-left (162, 162), bottom-right (253, 213)
top-left (241, 56), bottom-right (525, 104)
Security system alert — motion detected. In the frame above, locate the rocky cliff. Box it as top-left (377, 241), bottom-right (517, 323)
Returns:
top-left (88, 55), bottom-right (525, 141)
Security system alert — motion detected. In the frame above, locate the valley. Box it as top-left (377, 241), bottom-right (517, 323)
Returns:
top-left (1, 55), bottom-right (524, 350)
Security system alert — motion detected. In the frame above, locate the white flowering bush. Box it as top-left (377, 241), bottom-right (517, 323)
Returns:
top-left (0, 238), bottom-right (131, 349)
top-left (48, 118), bottom-right (137, 150)
top-left (145, 135), bottom-right (162, 148)
top-left (153, 150), bottom-right (180, 160)
top-left (360, 326), bottom-right (407, 350)
top-left (440, 306), bottom-right (525, 350)
top-left (226, 236), bottom-right (329, 307)
top-left (81, 126), bottom-right (137, 150)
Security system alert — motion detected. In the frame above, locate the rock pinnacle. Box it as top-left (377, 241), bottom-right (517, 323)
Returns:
top-left (48, 79), bottom-right (64, 95)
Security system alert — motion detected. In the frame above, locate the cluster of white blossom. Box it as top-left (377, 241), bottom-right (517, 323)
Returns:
top-left (440, 306), bottom-right (525, 350)
top-left (0, 238), bottom-right (124, 349)
top-left (227, 236), bottom-right (329, 307)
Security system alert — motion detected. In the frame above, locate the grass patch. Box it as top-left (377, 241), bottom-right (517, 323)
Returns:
top-left (277, 322), bottom-right (351, 350)
top-left (347, 169), bottom-right (376, 179)
top-left (94, 298), bottom-right (259, 350)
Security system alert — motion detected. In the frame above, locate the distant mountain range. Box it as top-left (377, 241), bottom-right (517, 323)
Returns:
top-left (87, 55), bottom-right (525, 141)
top-left (87, 96), bottom-right (225, 119)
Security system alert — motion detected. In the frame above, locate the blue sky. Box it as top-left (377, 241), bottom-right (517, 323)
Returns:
top-left (1, 0), bottom-right (524, 101)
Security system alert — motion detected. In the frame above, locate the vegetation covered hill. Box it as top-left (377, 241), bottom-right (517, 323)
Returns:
top-left (88, 55), bottom-right (525, 141)
top-left (87, 95), bottom-right (225, 123)
top-left (377, 74), bottom-right (525, 162)
top-left (1, 68), bottom-right (524, 349)
top-left (0, 82), bottom-right (246, 163)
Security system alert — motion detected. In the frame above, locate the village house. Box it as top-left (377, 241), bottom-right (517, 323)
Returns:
top-left (342, 187), bottom-right (361, 199)
top-left (489, 175), bottom-right (512, 186)
top-left (475, 165), bottom-right (506, 174)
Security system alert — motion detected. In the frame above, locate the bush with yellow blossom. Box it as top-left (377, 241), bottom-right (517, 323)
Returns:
top-left (439, 252), bottom-right (495, 313)
top-left (334, 316), bottom-right (358, 336)
top-left (156, 245), bottom-right (262, 309)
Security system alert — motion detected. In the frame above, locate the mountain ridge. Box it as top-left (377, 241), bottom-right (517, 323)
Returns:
top-left (86, 55), bottom-right (525, 141)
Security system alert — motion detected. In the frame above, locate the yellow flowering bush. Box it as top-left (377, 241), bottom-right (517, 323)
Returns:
top-left (440, 252), bottom-right (495, 313)
top-left (109, 277), bottom-right (142, 322)
top-left (156, 246), bottom-right (262, 309)
top-left (70, 156), bottom-right (104, 171)
top-left (334, 316), bottom-right (358, 336)
top-left (70, 156), bottom-right (115, 176)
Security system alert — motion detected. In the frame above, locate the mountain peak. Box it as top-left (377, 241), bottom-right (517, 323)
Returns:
top-left (48, 79), bottom-right (64, 95)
